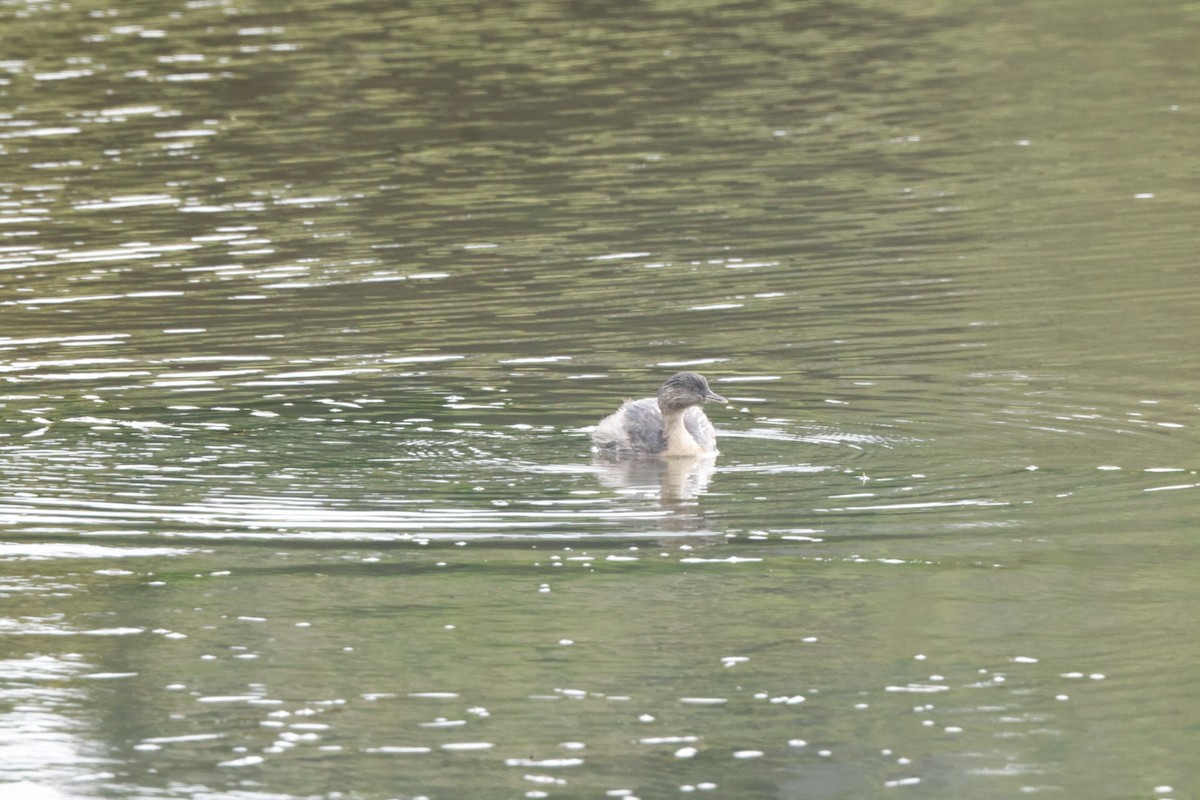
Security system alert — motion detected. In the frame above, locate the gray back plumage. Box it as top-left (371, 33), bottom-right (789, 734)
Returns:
top-left (591, 398), bottom-right (667, 454)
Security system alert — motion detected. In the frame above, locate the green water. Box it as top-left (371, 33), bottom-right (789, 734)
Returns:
top-left (1, 1), bottom-right (1197, 798)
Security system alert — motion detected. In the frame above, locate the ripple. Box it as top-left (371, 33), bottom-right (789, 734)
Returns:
top-left (0, 543), bottom-right (189, 560)
top-left (0, 494), bottom-right (676, 540)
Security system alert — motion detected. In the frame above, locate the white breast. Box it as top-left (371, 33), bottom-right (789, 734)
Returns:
top-left (661, 410), bottom-right (711, 457)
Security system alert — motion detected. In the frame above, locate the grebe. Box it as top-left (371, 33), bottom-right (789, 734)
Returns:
top-left (591, 372), bottom-right (728, 457)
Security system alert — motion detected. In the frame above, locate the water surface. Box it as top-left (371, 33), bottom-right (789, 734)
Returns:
top-left (1, 1), bottom-right (1197, 798)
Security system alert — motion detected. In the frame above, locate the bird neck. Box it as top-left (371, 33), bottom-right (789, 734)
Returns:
top-left (660, 407), bottom-right (703, 457)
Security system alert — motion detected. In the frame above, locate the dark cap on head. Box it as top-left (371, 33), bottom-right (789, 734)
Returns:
top-left (657, 371), bottom-right (727, 410)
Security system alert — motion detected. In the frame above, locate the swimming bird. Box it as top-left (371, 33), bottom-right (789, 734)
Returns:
top-left (591, 372), bottom-right (728, 457)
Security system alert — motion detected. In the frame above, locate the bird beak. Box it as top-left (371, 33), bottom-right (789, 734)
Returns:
top-left (705, 390), bottom-right (728, 405)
